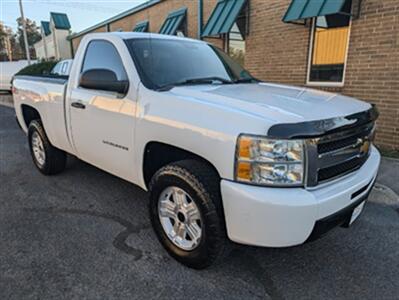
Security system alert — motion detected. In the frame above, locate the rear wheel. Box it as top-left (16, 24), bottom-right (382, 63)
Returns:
top-left (149, 160), bottom-right (228, 269)
top-left (28, 120), bottom-right (66, 175)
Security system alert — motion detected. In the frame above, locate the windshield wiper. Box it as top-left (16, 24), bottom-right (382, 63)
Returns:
top-left (233, 78), bottom-right (259, 84)
top-left (156, 76), bottom-right (233, 91)
top-left (185, 77), bottom-right (233, 84)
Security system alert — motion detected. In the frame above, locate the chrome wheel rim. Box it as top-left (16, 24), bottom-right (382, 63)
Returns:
top-left (158, 186), bottom-right (202, 251)
top-left (31, 131), bottom-right (46, 166)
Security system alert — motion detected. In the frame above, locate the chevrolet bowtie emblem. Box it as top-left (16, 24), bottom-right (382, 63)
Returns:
top-left (358, 138), bottom-right (370, 155)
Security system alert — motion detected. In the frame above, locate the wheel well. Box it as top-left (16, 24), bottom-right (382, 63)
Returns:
top-left (21, 105), bottom-right (41, 128)
top-left (143, 142), bottom-right (220, 188)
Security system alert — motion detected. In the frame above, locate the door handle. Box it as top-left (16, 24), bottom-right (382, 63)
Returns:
top-left (71, 102), bottom-right (86, 109)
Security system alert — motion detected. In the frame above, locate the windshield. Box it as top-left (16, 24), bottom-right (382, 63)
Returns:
top-left (125, 38), bottom-right (256, 90)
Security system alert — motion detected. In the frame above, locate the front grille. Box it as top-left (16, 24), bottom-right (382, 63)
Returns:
top-left (317, 123), bottom-right (373, 154)
top-left (318, 156), bottom-right (368, 182)
top-left (306, 121), bottom-right (375, 186)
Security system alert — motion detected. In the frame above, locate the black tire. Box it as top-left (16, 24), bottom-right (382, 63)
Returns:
top-left (28, 120), bottom-right (66, 175)
top-left (149, 159), bottom-right (228, 269)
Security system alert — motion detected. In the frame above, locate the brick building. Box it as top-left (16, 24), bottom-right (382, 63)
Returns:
top-left (69, 0), bottom-right (399, 150)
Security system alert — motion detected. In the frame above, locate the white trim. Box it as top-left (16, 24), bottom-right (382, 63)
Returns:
top-left (306, 81), bottom-right (345, 87)
top-left (306, 17), bottom-right (352, 87)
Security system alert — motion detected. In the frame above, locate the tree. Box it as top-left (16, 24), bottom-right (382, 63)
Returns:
top-left (0, 22), bottom-right (7, 60)
top-left (0, 22), bottom-right (21, 61)
top-left (16, 17), bottom-right (41, 59)
top-left (0, 22), bottom-right (5, 38)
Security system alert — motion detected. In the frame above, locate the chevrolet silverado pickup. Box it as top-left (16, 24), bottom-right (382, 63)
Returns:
top-left (13, 32), bottom-right (381, 269)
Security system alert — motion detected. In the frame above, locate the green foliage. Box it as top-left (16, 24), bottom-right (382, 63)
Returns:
top-left (16, 17), bottom-right (41, 51)
top-left (15, 61), bottom-right (58, 76)
top-left (378, 147), bottom-right (399, 159)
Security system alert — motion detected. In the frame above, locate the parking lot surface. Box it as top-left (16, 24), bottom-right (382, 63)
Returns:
top-left (1, 104), bottom-right (398, 299)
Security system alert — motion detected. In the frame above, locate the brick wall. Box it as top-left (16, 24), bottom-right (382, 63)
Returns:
top-left (111, 1), bottom-right (195, 35)
top-left (342, 0), bottom-right (399, 150)
top-left (245, 0), bottom-right (311, 85)
top-left (245, 0), bottom-right (398, 150)
top-left (69, 0), bottom-right (399, 150)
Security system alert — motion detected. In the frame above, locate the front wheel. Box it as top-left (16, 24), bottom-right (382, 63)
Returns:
top-left (149, 160), bottom-right (228, 269)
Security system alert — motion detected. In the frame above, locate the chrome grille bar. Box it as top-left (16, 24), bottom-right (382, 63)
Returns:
top-left (305, 122), bottom-right (375, 187)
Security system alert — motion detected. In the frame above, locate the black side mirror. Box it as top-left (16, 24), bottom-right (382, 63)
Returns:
top-left (79, 69), bottom-right (129, 94)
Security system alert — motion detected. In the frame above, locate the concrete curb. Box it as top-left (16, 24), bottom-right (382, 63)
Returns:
top-left (0, 94), bottom-right (14, 108)
top-left (371, 183), bottom-right (399, 207)
top-left (382, 156), bottom-right (399, 163)
top-left (0, 101), bottom-right (14, 108)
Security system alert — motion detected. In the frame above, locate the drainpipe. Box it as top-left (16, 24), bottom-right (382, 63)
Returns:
top-left (198, 0), bottom-right (203, 40)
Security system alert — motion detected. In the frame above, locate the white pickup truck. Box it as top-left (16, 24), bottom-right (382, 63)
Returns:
top-left (13, 32), bottom-right (381, 269)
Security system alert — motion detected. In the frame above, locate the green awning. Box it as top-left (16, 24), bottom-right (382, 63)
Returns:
top-left (133, 20), bottom-right (149, 32)
top-left (50, 12), bottom-right (71, 30)
top-left (283, 0), bottom-right (349, 23)
top-left (202, 0), bottom-right (247, 37)
top-left (159, 7), bottom-right (187, 35)
top-left (41, 21), bottom-right (51, 36)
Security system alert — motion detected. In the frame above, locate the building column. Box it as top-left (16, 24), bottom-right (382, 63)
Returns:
top-left (42, 31), bottom-right (49, 60)
top-left (52, 25), bottom-right (59, 60)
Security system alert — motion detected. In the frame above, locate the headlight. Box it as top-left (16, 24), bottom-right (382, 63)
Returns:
top-left (235, 135), bottom-right (305, 186)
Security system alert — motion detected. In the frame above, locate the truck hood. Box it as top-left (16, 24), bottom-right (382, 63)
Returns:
top-left (168, 82), bottom-right (371, 124)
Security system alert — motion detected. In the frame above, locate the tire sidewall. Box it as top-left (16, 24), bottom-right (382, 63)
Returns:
top-left (150, 171), bottom-right (218, 267)
top-left (28, 121), bottom-right (49, 173)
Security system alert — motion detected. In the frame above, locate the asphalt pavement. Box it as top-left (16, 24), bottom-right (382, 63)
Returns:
top-left (1, 104), bottom-right (398, 300)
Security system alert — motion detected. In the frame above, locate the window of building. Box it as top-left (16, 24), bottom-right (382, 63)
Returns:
top-left (201, 0), bottom-right (248, 66)
top-left (226, 2), bottom-right (248, 66)
top-left (227, 23), bottom-right (246, 66)
top-left (81, 40), bottom-right (127, 81)
top-left (307, 1), bottom-right (352, 85)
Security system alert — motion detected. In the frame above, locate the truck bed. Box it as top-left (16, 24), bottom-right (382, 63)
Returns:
top-left (13, 74), bottom-right (73, 154)
top-left (14, 75), bottom-right (69, 85)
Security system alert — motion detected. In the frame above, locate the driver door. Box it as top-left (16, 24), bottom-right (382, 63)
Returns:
top-left (69, 39), bottom-right (136, 181)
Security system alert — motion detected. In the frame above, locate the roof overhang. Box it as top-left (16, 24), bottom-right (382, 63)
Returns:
top-left (283, 0), bottom-right (352, 24)
top-left (133, 20), bottom-right (149, 32)
top-left (68, 0), bottom-right (161, 40)
top-left (159, 7), bottom-right (187, 35)
top-left (202, 0), bottom-right (247, 37)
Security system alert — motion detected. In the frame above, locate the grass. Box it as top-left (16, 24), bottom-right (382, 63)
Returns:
top-left (378, 147), bottom-right (399, 160)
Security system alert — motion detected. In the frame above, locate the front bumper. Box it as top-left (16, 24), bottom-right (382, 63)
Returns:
top-left (220, 146), bottom-right (381, 247)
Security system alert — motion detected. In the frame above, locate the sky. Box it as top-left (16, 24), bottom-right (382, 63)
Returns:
top-left (1, 0), bottom-right (147, 34)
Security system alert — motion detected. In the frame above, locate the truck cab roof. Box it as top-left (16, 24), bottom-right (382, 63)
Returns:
top-left (84, 32), bottom-right (204, 44)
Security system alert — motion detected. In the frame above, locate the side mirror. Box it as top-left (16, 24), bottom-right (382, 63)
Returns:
top-left (79, 69), bottom-right (129, 94)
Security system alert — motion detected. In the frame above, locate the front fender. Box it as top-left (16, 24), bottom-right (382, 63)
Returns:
top-left (133, 88), bottom-right (268, 189)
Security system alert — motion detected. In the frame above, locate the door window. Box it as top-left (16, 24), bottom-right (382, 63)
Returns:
top-left (81, 40), bottom-right (127, 80)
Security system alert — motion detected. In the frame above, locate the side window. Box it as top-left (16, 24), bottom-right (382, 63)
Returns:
top-left (81, 40), bottom-right (127, 80)
top-left (61, 62), bottom-right (68, 75)
top-left (51, 62), bottom-right (61, 75)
